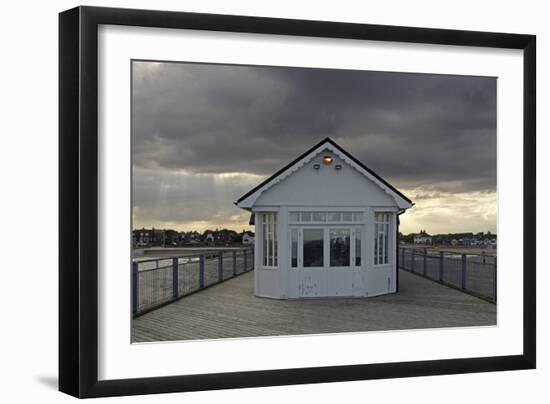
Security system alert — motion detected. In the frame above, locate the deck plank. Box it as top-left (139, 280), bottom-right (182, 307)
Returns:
top-left (132, 269), bottom-right (496, 342)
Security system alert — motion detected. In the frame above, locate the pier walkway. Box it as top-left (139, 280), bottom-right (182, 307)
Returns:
top-left (132, 269), bottom-right (496, 342)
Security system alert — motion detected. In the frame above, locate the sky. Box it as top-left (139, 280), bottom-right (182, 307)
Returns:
top-left (132, 61), bottom-right (497, 235)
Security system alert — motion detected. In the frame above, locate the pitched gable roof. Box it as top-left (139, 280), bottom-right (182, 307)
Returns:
top-left (235, 137), bottom-right (413, 210)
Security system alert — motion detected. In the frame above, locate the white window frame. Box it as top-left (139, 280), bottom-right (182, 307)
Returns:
top-left (301, 227), bottom-right (326, 269)
top-left (290, 225), bottom-right (364, 269)
top-left (261, 212), bottom-right (278, 269)
top-left (328, 227), bottom-right (352, 268)
top-left (374, 212), bottom-right (391, 266)
top-left (354, 227), bottom-right (362, 267)
top-left (288, 210), bottom-right (365, 224)
top-left (290, 227), bottom-right (299, 268)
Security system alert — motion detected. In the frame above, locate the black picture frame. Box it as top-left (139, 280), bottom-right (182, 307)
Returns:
top-left (59, 6), bottom-right (536, 398)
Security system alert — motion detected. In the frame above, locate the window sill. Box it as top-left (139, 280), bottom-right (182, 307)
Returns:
top-left (373, 263), bottom-right (392, 268)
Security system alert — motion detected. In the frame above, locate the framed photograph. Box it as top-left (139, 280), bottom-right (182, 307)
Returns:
top-left (59, 6), bottom-right (536, 398)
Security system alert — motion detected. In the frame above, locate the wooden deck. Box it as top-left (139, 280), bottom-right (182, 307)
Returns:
top-left (132, 269), bottom-right (496, 342)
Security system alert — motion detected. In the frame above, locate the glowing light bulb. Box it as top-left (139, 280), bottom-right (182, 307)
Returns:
top-left (322, 155), bottom-right (333, 165)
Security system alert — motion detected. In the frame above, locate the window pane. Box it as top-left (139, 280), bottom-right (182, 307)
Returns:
top-left (354, 212), bottom-right (364, 222)
top-left (313, 212), bottom-right (326, 221)
top-left (289, 212), bottom-right (299, 222)
top-left (267, 222), bottom-right (272, 266)
top-left (291, 229), bottom-right (298, 268)
top-left (342, 212), bottom-right (353, 221)
top-left (273, 222), bottom-right (278, 266)
top-left (355, 229), bottom-right (362, 266)
top-left (374, 223), bottom-right (379, 265)
top-left (330, 229), bottom-right (350, 267)
top-left (326, 212), bottom-right (341, 222)
top-left (262, 223), bottom-right (268, 266)
top-left (384, 223), bottom-right (389, 264)
top-left (301, 212), bottom-right (311, 222)
top-left (262, 213), bottom-right (278, 267)
top-left (378, 232), bottom-right (384, 263)
top-left (303, 229), bottom-right (324, 267)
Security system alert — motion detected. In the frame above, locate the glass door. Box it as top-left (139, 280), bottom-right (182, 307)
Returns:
top-left (325, 227), bottom-right (352, 296)
top-left (302, 228), bottom-right (325, 268)
top-left (296, 227), bottom-right (326, 297)
top-left (291, 225), bottom-right (364, 297)
top-left (329, 228), bottom-right (351, 268)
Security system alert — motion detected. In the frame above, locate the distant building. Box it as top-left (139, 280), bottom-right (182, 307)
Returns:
top-left (204, 231), bottom-right (215, 245)
top-left (132, 228), bottom-right (164, 247)
top-left (414, 230), bottom-right (432, 245)
top-left (180, 231), bottom-right (201, 245)
top-left (216, 229), bottom-right (238, 244)
top-left (242, 232), bottom-right (255, 245)
top-left (164, 229), bottom-right (179, 246)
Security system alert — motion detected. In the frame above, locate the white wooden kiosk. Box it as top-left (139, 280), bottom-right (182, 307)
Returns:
top-left (235, 138), bottom-right (413, 299)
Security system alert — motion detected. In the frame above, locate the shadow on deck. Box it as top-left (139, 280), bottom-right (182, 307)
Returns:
top-left (132, 269), bottom-right (496, 342)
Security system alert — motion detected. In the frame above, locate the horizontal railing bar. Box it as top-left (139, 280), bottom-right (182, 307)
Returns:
top-left (132, 249), bottom-right (254, 264)
top-left (401, 246), bottom-right (496, 258)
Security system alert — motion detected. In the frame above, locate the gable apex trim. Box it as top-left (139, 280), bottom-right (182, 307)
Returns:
top-left (235, 137), bottom-right (413, 209)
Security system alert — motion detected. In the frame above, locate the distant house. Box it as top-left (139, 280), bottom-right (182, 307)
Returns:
top-left (216, 229), bottom-right (238, 245)
top-left (180, 230), bottom-right (201, 245)
top-left (133, 229), bottom-right (151, 246)
top-left (203, 231), bottom-right (214, 245)
top-left (132, 228), bottom-right (164, 247)
top-left (164, 229), bottom-right (180, 246)
top-left (235, 137), bottom-right (413, 299)
top-left (242, 232), bottom-right (255, 245)
top-left (480, 237), bottom-right (497, 247)
top-left (413, 230), bottom-right (432, 245)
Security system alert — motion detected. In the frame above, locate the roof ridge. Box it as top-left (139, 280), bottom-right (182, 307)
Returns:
top-left (235, 137), bottom-right (412, 207)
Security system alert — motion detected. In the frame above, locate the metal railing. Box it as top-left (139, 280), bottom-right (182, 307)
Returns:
top-left (399, 247), bottom-right (497, 303)
top-left (132, 248), bottom-right (254, 316)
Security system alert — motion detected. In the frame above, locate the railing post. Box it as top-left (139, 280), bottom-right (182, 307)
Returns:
top-left (423, 248), bottom-right (427, 276)
top-left (233, 250), bottom-right (237, 276)
top-left (132, 262), bottom-right (138, 315)
top-left (482, 250), bottom-right (486, 265)
top-left (461, 253), bottom-right (467, 290)
top-left (199, 255), bottom-right (205, 289)
top-left (493, 256), bottom-right (498, 302)
top-left (244, 249), bottom-right (248, 271)
top-left (172, 257), bottom-right (178, 299)
top-left (218, 251), bottom-right (223, 281)
top-left (439, 251), bottom-right (444, 282)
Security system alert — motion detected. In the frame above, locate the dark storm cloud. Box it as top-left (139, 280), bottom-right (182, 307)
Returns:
top-left (132, 167), bottom-right (259, 230)
top-left (131, 61), bottom-right (497, 233)
top-left (132, 61), bottom-right (496, 193)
